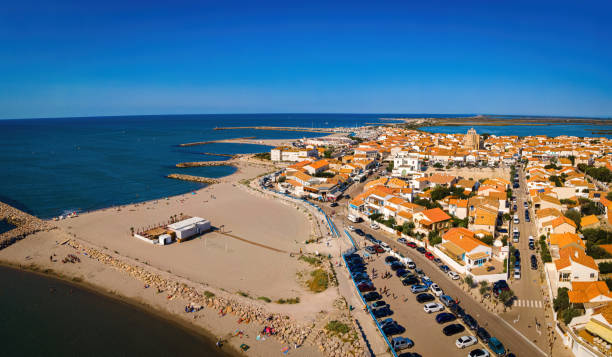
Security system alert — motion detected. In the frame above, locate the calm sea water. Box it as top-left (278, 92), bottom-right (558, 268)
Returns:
top-left (0, 265), bottom-right (231, 357)
top-left (421, 124), bottom-right (612, 138)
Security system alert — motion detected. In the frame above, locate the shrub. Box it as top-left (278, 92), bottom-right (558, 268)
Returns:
top-left (308, 269), bottom-right (329, 293)
top-left (554, 287), bottom-right (570, 312)
top-left (204, 290), bottom-right (215, 298)
top-left (326, 320), bottom-right (350, 335)
top-left (257, 296), bottom-right (271, 303)
top-left (276, 297), bottom-right (300, 304)
top-left (299, 255), bottom-right (322, 266)
top-left (599, 262), bottom-right (612, 274)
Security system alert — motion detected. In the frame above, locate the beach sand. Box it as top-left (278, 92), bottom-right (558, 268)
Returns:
top-left (0, 155), bottom-right (364, 357)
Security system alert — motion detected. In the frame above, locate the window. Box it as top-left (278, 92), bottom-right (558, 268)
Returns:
top-left (560, 272), bottom-right (571, 282)
top-left (590, 273), bottom-right (595, 278)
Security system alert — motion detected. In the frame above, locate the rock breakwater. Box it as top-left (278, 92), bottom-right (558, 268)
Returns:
top-left (166, 174), bottom-right (219, 184)
top-left (0, 202), bottom-right (53, 250)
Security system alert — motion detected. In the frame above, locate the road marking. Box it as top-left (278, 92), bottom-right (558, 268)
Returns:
top-left (499, 315), bottom-right (548, 356)
top-left (514, 299), bottom-right (544, 308)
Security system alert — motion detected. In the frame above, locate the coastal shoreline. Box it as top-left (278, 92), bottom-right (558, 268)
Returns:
top-left (0, 260), bottom-right (241, 357)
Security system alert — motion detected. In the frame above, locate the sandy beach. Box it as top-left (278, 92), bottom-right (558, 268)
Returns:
top-left (0, 154), bottom-right (366, 357)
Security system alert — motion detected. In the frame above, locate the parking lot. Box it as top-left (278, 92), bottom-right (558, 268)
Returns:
top-left (346, 243), bottom-right (502, 357)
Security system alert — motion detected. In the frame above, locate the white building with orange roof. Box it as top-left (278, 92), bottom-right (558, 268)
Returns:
top-left (568, 282), bottom-right (612, 312)
top-left (412, 207), bottom-right (452, 233)
top-left (303, 159), bottom-right (330, 175)
top-left (438, 227), bottom-right (492, 269)
top-left (549, 232), bottom-right (586, 258)
top-left (553, 247), bottom-right (599, 291)
top-left (270, 146), bottom-right (318, 162)
top-left (543, 215), bottom-right (577, 235)
top-left (448, 198), bottom-right (468, 219)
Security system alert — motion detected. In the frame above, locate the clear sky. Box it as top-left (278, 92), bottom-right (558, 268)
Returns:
top-left (1, 0), bottom-right (611, 119)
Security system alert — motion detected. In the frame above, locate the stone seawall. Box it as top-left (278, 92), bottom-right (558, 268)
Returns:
top-left (166, 174), bottom-right (219, 184)
top-left (0, 202), bottom-right (53, 250)
top-left (176, 161), bottom-right (234, 168)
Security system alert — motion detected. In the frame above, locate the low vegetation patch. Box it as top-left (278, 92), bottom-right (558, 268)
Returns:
top-left (299, 255), bottom-right (322, 266)
top-left (237, 291), bottom-right (250, 298)
top-left (254, 152), bottom-right (271, 160)
top-left (204, 290), bottom-right (215, 298)
top-left (308, 269), bottom-right (329, 293)
top-left (325, 320), bottom-right (350, 335)
top-left (257, 296), bottom-right (271, 303)
top-left (276, 297), bottom-right (300, 304)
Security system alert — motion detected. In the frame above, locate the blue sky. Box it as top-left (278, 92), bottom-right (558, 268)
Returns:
top-left (1, 0), bottom-right (611, 119)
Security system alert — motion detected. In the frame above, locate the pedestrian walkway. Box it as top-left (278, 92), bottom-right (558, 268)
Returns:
top-left (513, 299), bottom-right (544, 308)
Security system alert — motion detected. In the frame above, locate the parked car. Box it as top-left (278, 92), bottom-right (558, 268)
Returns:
top-left (421, 276), bottom-right (433, 287)
top-left (411, 285), bottom-right (429, 294)
top-left (371, 300), bottom-right (387, 308)
top-left (488, 337), bottom-right (506, 356)
top-left (415, 268), bottom-right (424, 276)
top-left (513, 270), bottom-right (521, 280)
top-left (450, 303), bottom-right (466, 318)
top-left (385, 256), bottom-right (399, 264)
top-left (416, 247), bottom-right (426, 254)
top-left (528, 242), bottom-right (535, 250)
top-left (468, 349), bottom-right (490, 357)
top-left (440, 295), bottom-right (456, 307)
top-left (425, 252), bottom-right (435, 260)
top-left (448, 271), bottom-right (460, 280)
top-left (391, 262), bottom-right (405, 271)
top-left (407, 242), bottom-right (417, 248)
top-left (354, 229), bottom-right (365, 236)
top-left (380, 242), bottom-right (391, 252)
top-left (442, 323), bottom-right (465, 336)
top-left (363, 292), bottom-right (382, 302)
top-left (430, 283), bottom-right (443, 297)
top-left (416, 293), bottom-right (435, 303)
top-left (433, 258), bottom-right (442, 264)
top-left (435, 312), bottom-right (457, 324)
top-left (348, 225), bottom-right (356, 231)
top-left (330, 202), bottom-right (338, 207)
top-left (402, 277), bottom-right (420, 286)
top-left (366, 234), bottom-right (377, 243)
top-left (365, 246), bottom-right (377, 254)
top-left (439, 265), bottom-right (450, 273)
top-left (423, 302), bottom-right (444, 313)
top-left (406, 261), bottom-right (416, 269)
top-left (476, 327), bottom-right (491, 343)
top-left (397, 238), bottom-right (408, 245)
top-left (358, 282), bottom-right (375, 292)
top-left (391, 337), bottom-right (414, 351)
top-left (370, 222), bottom-right (380, 230)
top-left (373, 306), bottom-right (393, 318)
top-left (382, 322), bottom-right (405, 335)
top-left (396, 269), bottom-right (410, 278)
top-left (455, 335), bottom-right (478, 349)
top-left (463, 314), bottom-right (478, 330)
top-left (374, 245), bottom-right (385, 253)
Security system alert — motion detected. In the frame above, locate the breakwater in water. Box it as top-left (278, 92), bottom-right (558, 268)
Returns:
top-left (176, 161), bottom-right (234, 168)
top-left (214, 126), bottom-right (336, 133)
top-left (166, 174), bottom-right (219, 184)
top-left (179, 137), bottom-right (256, 147)
top-left (0, 202), bottom-right (53, 250)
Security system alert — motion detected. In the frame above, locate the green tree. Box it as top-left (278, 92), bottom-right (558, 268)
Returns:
top-left (464, 275), bottom-right (474, 288)
top-left (564, 210), bottom-right (581, 229)
top-left (553, 287), bottom-right (570, 312)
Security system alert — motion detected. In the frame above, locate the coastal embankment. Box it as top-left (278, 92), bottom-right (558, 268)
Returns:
top-left (0, 202), bottom-right (53, 250)
top-left (179, 137), bottom-right (256, 147)
top-left (214, 126), bottom-right (336, 134)
top-left (176, 161), bottom-right (233, 168)
top-left (166, 174), bottom-right (219, 184)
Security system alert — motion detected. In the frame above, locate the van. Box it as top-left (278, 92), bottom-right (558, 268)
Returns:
top-left (348, 214), bottom-right (361, 223)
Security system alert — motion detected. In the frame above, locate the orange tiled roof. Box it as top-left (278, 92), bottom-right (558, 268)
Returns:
top-left (568, 281), bottom-right (612, 304)
top-left (549, 232), bottom-right (585, 250)
top-left (581, 215), bottom-right (600, 227)
top-left (443, 227), bottom-right (490, 252)
top-left (422, 208), bottom-right (451, 223)
top-left (554, 246), bottom-right (598, 271)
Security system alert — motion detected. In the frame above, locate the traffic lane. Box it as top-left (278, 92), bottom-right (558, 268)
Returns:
top-left (368, 254), bottom-right (467, 357)
top-left (365, 228), bottom-right (545, 357)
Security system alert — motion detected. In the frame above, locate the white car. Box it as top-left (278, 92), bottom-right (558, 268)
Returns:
top-left (348, 225), bottom-right (356, 231)
top-left (423, 302), bottom-right (444, 313)
top-left (448, 271), bottom-right (460, 280)
top-left (514, 270), bottom-right (521, 280)
top-left (430, 283), bottom-right (443, 297)
top-left (370, 222), bottom-right (380, 230)
top-left (380, 242), bottom-right (391, 252)
top-left (455, 335), bottom-right (477, 349)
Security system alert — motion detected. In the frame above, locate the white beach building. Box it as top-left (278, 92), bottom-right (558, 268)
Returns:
top-left (168, 217), bottom-right (211, 242)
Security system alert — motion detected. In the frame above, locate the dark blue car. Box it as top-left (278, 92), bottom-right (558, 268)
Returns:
top-left (435, 312), bottom-right (456, 324)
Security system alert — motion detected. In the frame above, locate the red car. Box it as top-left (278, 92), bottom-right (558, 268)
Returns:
top-left (406, 242), bottom-right (417, 248)
top-left (425, 252), bottom-right (435, 260)
top-left (374, 245), bottom-right (385, 253)
top-left (357, 282), bottom-right (375, 292)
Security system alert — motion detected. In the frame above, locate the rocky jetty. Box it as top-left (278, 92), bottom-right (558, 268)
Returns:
top-left (166, 174), bottom-right (219, 184)
top-left (175, 161), bottom-right (234, 168)
top-left (0, 202), bottom-right (53, 250)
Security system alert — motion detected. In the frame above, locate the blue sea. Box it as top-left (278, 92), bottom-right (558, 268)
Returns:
top-left (1, 114), bottom-right (610, 219)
